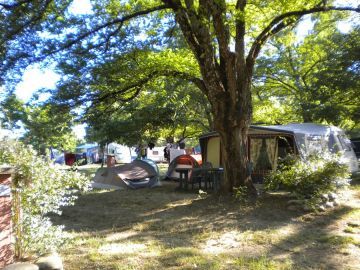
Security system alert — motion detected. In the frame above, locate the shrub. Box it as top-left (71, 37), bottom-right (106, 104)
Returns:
top-left (233, 186), bottom-right (249, 203)
top-left (264, 152), bottom-right (350, 206)
top-left (0, 139), bottom-right (91, 257)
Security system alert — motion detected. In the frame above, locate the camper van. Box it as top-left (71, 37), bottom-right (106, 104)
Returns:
top-left (199, 123), bottom-right (359, 182)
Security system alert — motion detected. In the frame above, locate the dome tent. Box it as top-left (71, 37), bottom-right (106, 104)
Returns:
top-left (92, 159), bottom-right (160, 189)
top-left (165, 154), bottom-right (200, 180)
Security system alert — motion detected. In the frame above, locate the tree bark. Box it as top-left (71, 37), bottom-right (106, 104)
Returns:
top-left (211, 80), bottom-right (257, 195)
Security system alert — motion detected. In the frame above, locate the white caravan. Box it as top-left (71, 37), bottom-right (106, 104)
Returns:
top-left (107, 143), bottom-right (135, 164)
top-left (147, 147), bottom-right (167, 163)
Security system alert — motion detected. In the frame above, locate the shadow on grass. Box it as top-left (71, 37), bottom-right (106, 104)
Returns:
top-left (51, 181), bottom-right (359, 269)
top-left (267, 205), bottom-right (356, 270)
top-left (52, 182), bottom-right (302, 247)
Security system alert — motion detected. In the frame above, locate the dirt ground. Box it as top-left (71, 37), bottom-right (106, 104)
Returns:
top-left (51, 167), bottom-right (360, 270)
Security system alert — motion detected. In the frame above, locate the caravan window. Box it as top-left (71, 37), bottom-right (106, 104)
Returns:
top-left (278, 136), bottom-right (295, 158)
top-left (337, 134), bottom-right (352, 151)
top-left (306, 135), bottom-right (327, 154)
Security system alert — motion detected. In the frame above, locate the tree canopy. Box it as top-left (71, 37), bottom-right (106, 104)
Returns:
top-left (85, 73), bottom-right (212, 147)
top-left (254, 16), bottom-right (360, 127)
top-left (0, 92), bottom-right (78, 152)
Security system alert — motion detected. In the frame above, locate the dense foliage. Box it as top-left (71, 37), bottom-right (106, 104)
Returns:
top-left (85, 76), bottom-right (212, 147)
top-left (0, 139), bottom-right (90, 256)
top-left (264, 153), bottom-right (350, 206)
top-left (254, 18), bottom-right (360, 128)
top-left (0, 93), bottom-right (78, 152)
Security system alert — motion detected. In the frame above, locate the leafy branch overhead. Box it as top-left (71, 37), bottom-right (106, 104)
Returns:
top-left (254, 22), bottom-right (360, 126)
top-left (88, 49), bottom-right (200, 105)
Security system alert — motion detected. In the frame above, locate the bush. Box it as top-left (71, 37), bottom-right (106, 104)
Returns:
top-left (0, 139), bottom-right (91, 257)
top-left (264, 152), bottom-right (350, 205)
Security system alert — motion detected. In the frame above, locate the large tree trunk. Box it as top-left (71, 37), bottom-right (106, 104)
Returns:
top-left (211, 81), bottom-right (257, 196)
top-left (218, 125), bottom-right (255, 194)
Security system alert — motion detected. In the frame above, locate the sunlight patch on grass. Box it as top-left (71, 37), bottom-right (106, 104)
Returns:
top-left (98, 242), bottom-right (147, 255)
top-left (166, 199), bottom-right (197, 208)
top-left (200, 227), bottom-right (290, 254)
top-left (139, 198), bottom-right (199, 217)
top-left (344, 227), bottom-right (356, 234)
top-left (70, 235), bottom-right (103, 249)
top-left (160, 247), bottom-right (220, 269)
top-left (345, 208), bottom-right (360, 220)
top-left (105, 230), bottom-right (138, 242)
top-left (344, 221), bottom-right (360, 235)
top-left (243, 229), bottom-right (280, 245)
top-left (133, 218), bottom-right (170, 232)
top-left (202, 230), bottom-right (242, 254)
top-left (233, 256), bottom-right (293, 270)
top-left (132, 221), bottom-right (153, 232)
top-left (88, 250), bottom-right (103, 262)
top-left (318, 235), bottom-right (359, 248)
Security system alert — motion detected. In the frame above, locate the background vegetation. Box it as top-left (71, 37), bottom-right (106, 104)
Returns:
top-left (0, 139), bottom-right (90, 257)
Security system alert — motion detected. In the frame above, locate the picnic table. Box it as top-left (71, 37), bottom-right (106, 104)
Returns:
top-left (175, 167), bottom-right (224, 191)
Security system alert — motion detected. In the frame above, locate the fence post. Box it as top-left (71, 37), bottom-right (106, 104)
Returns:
top-left (0, 167), bottom-right (14, 268)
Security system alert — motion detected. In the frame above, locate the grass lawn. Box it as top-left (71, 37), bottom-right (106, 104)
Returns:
top-left (51, 164), bottom-right (360, 270)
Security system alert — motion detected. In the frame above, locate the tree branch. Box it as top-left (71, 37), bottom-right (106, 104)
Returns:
top-left (208, 0), bottom-right (235, 93)
top-left (162, 0), bottom-right (203, 58)
top-left (235, 0), bottom-right (248, 86)
top-left (92, 70), bottom-right (203, 105)
top-left (302, 58), bottom-right (324, 80)
top-left (163, 0), bottom-right (224, 98)
top-left (247, 5), bottom-right (360, 69)
top-left (190, 77), bottom-right (208, 95)
top-left (208, 0), bottom-right (230, 59)
top-left (52, 4), bottom-right (170, 54)
top-left (2, 0), bottom-right (54, 44)
top-left (0, 0), bottom-right (34, 10)
top-left (257, 74), bottom-right (299, 95)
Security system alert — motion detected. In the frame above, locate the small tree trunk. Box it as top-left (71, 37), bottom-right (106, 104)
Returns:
top-left (13, 189), bottom-right (22, 259)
